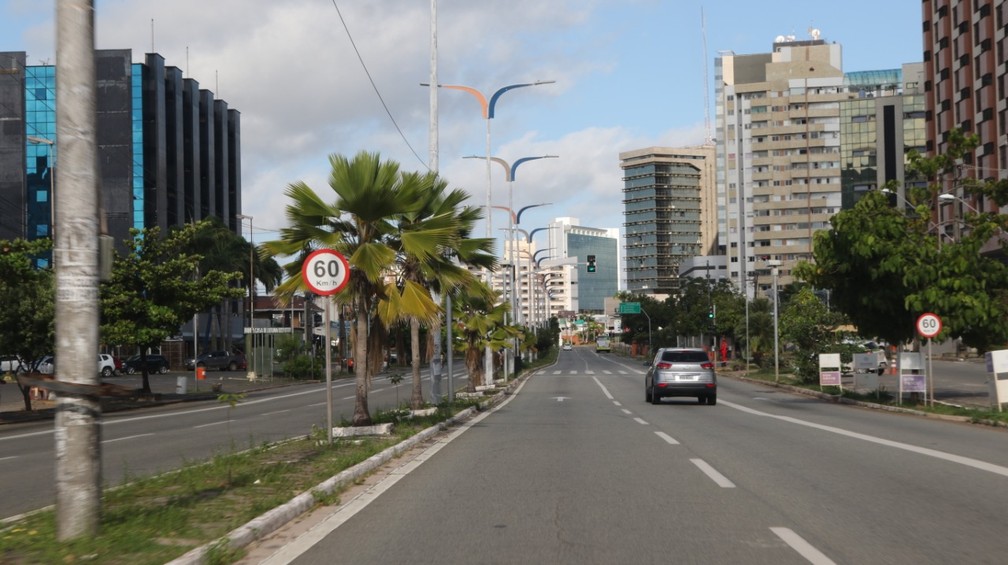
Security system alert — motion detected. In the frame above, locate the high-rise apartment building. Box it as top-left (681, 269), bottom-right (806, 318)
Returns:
top-left (716, 36), bottom-right (846, 293)
top-left (0, 50), bottom-right (243, 255)
top-left (922, 0), bottom-right (1007, 213)
top-left (620, 146), bottom-right (716, 296)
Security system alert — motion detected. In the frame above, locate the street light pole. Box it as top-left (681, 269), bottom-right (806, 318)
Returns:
top-left (236, 214), bottom-right (255, 379)
top-left (768, 260), bottom-right (781, 383)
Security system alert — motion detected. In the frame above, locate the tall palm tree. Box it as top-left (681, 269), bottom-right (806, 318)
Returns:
top-left (452, 283), bottom-right (521, 390)
top-left (382, 172), bottom-right (496, 408)
top-left (264, 151), bottom-right (420, 426)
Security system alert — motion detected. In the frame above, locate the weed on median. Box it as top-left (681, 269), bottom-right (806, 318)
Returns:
top-left (0, 400), bottom-right (482, 565)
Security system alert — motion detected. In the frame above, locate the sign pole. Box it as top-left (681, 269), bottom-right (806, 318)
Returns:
top-left (325, 299), bottom-right (332, 444)
top-left (302, 248), bottom-right (351, 445)
top-left (928, 337), bottom-right (934, 407)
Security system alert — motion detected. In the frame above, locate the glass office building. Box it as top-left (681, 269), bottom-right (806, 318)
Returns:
top-left (0, 50), bottom-right (243, 253)
top-left (839, 65), bottom-right (927, 210)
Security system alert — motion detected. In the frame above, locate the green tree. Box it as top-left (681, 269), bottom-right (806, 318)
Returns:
top-left (265, 151), bottom-right (428, 426)
top-left (779, 286), bottom-right (845, 383)
top-left (798, 129), bottom-right (1008, 352)
top-left (100, 224), bottom-right (244, 393)
top-left (452, 284), bottom-right (517, 390)
top-left (383, 171), bottom-right (494, 408)
top-left (0, 238), bottom-right (55, 409)
top-left (188, 218), bottom-right (283, 352)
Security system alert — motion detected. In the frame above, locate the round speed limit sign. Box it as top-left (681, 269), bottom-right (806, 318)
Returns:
top-left (916, 312), bottom-right (942, 339)
top-left (302, 248), bottom-right (350, 296)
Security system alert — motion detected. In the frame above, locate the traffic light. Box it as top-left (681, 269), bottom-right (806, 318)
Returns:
top-left (586, 254), bottom-right (596, 272)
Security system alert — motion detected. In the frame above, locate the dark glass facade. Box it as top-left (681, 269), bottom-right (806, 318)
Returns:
top-left (567, 232), bottom-right (617, 313)
top-left (0, 49), bottom-right (242, 253)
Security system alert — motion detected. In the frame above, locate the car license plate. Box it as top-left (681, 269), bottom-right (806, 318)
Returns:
top-left (677, 375), bottom-right (698, 381)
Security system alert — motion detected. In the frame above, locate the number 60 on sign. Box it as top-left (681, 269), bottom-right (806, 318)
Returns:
top-left (916, 312), bottom-right (942, 339)
top-left (301, 248), bottom-right (350, 296)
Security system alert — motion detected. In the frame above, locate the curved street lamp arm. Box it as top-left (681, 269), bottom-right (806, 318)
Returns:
top-left (488, 81), bottom-right (555, 118)
top-left (516, 203), bottom-right (551, 225)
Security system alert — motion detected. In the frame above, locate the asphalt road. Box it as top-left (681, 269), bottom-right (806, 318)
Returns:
top-left (250, 347), bottom-right (1008, 564)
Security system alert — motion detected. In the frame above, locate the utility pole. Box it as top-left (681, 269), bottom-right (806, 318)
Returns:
top-left (54, 0), bottom-right (102, 539)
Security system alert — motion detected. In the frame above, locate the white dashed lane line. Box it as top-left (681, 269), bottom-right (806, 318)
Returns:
top-left (690, 458), bottom-right (736, 488)
top-left (771, 527), bottom-right (837, 565)
top-left (654, 431), bottom-right (679, 445)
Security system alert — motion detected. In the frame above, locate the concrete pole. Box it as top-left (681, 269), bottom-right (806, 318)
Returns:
top-left (54, 0), bottom-right (102, 540)
top-left (428, 0), bottom-right (444, 402)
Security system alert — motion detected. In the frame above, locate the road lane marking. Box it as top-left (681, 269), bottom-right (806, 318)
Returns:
top-left (690, 458), bottom-right (736, 488)
top-left (722, 399), bottom-right (1008, 478)
top-left (621, 409), bottom-right (633, 415)
top-left (585, 370), bottom-right (595, 374)
top-left (591, 376), bottom-right (614, 400)
top-left (770, 527), bottom-right (836, 565)
top-left (259, 366), bottom-right (533, 564)
top-left (633, 417), bottom-right (649, 425)
top-left (613, 401), bottom-right (622, 407)
top-left (0, 456), bottom-right (16, 462)
top-left (552, 370), bottom-right (561, 374)
top-left (603, 370), bottom-right (612, 374)
top-left (193, 421), bottom-right (227, 429)
top-left (261, 410), bottom-right (291, 416)
top-left (654, 431), bottom-right (679, 445)
top-left (103, 433), bottom-right (154, 444)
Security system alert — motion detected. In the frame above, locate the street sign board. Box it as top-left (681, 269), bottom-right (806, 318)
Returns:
top-left (618, 302), bottom-right (641, 314)
top-left (916, 313), bottom-right (942, 338)
top-left (302, 248), bottom-right (351, 296)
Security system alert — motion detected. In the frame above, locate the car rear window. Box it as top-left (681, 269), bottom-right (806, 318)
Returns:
top-left (660, 351), bottom-right (710, 363)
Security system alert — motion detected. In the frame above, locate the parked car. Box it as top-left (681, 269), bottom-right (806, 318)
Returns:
top-left (124, 354), bottom-right (170, 375)
top-left (98, 354), bottom-right (117, 378)
top-left (645, 347), bottom-right (717, 405)
top-left (33, 355), bottom-right (55, 375)
top-left (1, 354), bottom-right (25, 374)
top-left (185, 350), bottom-right (239, 371)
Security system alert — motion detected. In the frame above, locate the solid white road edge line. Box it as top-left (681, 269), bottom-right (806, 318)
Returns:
top-left (258, 378), bottom-right (531, 565)
top-left (721, 399), bottom-right (1008, 478)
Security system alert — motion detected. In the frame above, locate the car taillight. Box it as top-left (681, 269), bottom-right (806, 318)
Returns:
top-left (701, 362), bottom-right (713, 369)
top-left (656, 362), bottom-right (672, 370)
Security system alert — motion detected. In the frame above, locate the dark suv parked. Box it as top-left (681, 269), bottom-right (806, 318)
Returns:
top-left (185, 351), bottom-right (239, 371)
top-left (124, 354), bottom-right (170, 375)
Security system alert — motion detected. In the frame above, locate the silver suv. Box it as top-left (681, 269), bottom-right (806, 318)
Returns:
top-left (645, 348), bottom-right (717, 405)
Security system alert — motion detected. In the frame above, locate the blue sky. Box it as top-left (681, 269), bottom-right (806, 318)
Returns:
top-left (1, 0), bottom-right (923, 253)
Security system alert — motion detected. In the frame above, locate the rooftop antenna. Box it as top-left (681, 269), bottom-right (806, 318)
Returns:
top-left (150, 18), bottom-right (154, 53)
top-left (701, 7), bottom-right (713, 145)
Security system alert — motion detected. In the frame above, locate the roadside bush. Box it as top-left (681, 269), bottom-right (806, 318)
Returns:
top-left (281, 354), bottom-right (323, 380)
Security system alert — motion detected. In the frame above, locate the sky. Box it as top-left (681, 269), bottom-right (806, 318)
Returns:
top-left (2, 0), bottom-right (924, 256)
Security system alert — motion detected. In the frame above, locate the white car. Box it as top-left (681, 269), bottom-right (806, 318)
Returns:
top-left (98, 354), bottom-right (117, 378)
top-left (562, 343), bottom-right (572, 351)
top-left (1, 354), bottom-right (25, 374)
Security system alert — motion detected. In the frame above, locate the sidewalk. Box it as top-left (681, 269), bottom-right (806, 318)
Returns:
top-left (0, 371), bottom-right (317, 425)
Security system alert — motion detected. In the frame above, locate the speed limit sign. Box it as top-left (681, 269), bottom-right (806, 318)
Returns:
top-left (302, 248), bottom-right (350, 296)
top-left (916, 312), bottom-right (942, 338)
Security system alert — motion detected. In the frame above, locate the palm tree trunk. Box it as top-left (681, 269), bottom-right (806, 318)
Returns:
top-left (465, 345), bottom-right (482, 391)
top-left (352, 307), bottom-right (371, 425)
top-left (410, 317), bottom-right (423, 408)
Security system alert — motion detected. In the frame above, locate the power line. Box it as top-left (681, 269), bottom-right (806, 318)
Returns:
top-left (330, 2), bottom-right (428, 170)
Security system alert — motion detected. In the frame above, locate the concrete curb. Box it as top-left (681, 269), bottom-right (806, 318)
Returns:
top-left (165, 405), bottom-right (480, 565)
